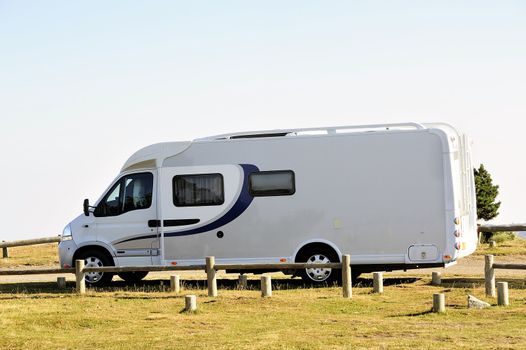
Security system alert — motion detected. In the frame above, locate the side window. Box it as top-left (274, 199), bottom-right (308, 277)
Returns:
top-left (95, 181), bottom-right (122, 217)
top-left (249, 170), bottom-right (295, 197)
top-left (173, 173), bottom-right (224, 207)
top-left (94, 172), bottom-right (153, 217)
top-left (122, 173), bottom-right (153, 213)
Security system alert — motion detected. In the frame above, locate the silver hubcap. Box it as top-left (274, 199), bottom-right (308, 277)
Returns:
top-left (84, 256), bottom-right (104, 283)
top-left (305, 254), bottom-right (332, 282)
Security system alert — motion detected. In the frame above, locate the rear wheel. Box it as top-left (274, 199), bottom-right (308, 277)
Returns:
top-left (76, 249), bottom-right (114, 286)
top-left (296, 245), bottom-right (341, 285)
top-left (118, 271), bottom-right (149, 283)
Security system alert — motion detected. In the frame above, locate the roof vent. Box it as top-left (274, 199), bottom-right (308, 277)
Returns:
top-left (230, 132), bottom-right (290, 139)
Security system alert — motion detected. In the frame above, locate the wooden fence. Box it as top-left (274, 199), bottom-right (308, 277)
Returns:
top-left (478, 223), bottom-right (526, 233)
top-left (0, 255), bottom-right (355, 298)
top-left (1, 236), bottom-right (61, 258)
top-left (484, 254), bottom-right (526, 298)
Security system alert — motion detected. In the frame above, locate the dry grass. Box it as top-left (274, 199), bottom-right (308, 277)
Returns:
top-left (0, 243), bottom-right (58, 268)
top-left (473, 237), bottom-right (526, 257)
top-left (0, 276), bottom-right (525, 350)
top-left (0, 241), bottom-right (525, 349)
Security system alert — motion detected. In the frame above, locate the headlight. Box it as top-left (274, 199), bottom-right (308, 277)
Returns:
top-left (62, 224), bottom-right (72, 241)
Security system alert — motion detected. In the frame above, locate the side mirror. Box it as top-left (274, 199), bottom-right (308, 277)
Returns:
top-left (83, 199), bottom-right (90, 216)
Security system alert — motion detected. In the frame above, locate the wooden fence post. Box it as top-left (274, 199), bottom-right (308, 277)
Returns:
top-left (497, 282), bottom-right (509, 306)
top-left (238, 274), bottom-right (248, 290)
top-left (431, 271), bottom-right (441, 286)
top-left (75, 259), bottom-right (85, 294)
top-left (184, 295), bottom-right (197, 312)
top-left (432, 293), bottom-right (445, 313)
top-left (261, 275), bottom-right (272, 297)
top-left (2, 247), bottom-right (8, 259)
top-left (373, 272), bottom-right (383, 293)
top-left (170, 275), bottom-right (180, 293)
top-left (485, 254), bottom-right (495, 297)
top-left (57, 277), bottom-right (66, 289)
top-left (342, 254), bottom-right (352, 298)
top-left (206, 256), bottom-right (217, 297)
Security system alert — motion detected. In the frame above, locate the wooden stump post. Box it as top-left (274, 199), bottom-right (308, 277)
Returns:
top-left (432, 293), bottom-right (445, 313)
top-left (206, 256), bottom-right (217, 297)
top-left (261, 275), bottom-right (272, 297)
top-left (485, 254), bottom-right (496, 297)
top-left (342, 254), bottom-right (352, 298)
top-left (238, 274), bottom-right (248, 290)
top-left (57, 277), bottom-right (66, 289)
top-left (373, 272), bottom-right (383, 294)
top-left (431, 271), bottom-right (441, 286)
top-left (2, 246), bottom-right (8, 259)
top-left (184, 295), bottom-right (197, 312)
top-left (75, 259), bottom-right (85, 294)
top-left (497, 282), bottom-right (509, 306)
top-left (170, 275), bottom-right (180, 293)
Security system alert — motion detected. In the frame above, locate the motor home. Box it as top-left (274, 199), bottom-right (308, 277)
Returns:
top-left (59, 122), bottom-right (478, 285)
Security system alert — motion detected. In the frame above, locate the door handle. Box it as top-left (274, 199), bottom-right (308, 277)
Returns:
top-left (148, 219), bottom-right (200, 228)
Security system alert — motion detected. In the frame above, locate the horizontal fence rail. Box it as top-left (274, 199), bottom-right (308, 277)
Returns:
top-left (81, 262), bottom-right (341, 273)
top-left (1, 236), bottom-right (62, 259)
top-left (493, 263), bottom-right (526, 270)
top-left (0, 268), bottom-right (75, 276)
top-left (82, 265), bottom-right (207, 273)
top-left (0, 236), bottom-right (61, 248)
top-left (478, 224), bottom-right (526, 232)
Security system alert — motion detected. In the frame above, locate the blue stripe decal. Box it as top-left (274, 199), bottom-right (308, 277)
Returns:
top-left (164, 163), bottom-right (258, 237)
top-left (114, 163), bottom-right (258, 245)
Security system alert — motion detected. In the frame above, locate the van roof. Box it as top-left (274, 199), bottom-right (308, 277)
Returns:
top-left (121, 122), bottom-right (459, 172)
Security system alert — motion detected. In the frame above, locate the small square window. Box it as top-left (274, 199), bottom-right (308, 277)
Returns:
top-left (173, 173), bottom-right (224, 207)
top-left (249, 170), bottom-right (295, 197)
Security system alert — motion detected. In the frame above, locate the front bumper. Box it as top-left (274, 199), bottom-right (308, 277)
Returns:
top-left (58, 239), bottom-right (78, 268)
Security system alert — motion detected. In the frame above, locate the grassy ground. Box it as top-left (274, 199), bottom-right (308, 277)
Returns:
top-left (0, 243), bottom-right (59, 268)
top-left (472, 236), bottom-right (526, 257)
top-left (0, 241), bottom-right (525, 349)
top-left (0, 276), bottom-right (525, 350)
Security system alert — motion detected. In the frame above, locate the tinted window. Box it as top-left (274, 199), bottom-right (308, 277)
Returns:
top-left (122, 173), bottom-right (153, 213)
top-left (249, 170), bottom-right (295, 196)
top-left (94, 172), bottom-right (153, 217)
top-left (96, 181), bottom-right (122, 216)
top-left (173, 173), bottom-right (224, 207)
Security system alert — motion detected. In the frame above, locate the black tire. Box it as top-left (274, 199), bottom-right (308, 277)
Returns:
top-left (76, 249), bottom-right (114, 286)
top-left (118, 271), bottom-right (149, 283)
top-left (296, 245), bottom-right (341, 285)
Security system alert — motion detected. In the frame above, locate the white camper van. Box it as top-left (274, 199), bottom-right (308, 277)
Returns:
top-left (59, 122), bottom-right (478, 285)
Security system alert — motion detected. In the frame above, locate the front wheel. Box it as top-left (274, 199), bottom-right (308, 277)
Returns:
top-left (297, 246), bottom-right (341, 285)
top-left (77, 249), bottom-right (114, 286)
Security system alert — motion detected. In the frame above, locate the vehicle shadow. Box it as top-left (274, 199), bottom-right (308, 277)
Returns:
top-left (0, 276), bottom-right (421, 296)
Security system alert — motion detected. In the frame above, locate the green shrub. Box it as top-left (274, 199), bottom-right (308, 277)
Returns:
top-left (485, 231), bottom-right (517, 243)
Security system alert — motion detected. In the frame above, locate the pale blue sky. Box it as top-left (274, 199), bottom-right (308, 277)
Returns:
top-left (1, 1), bottom-right (525, 239)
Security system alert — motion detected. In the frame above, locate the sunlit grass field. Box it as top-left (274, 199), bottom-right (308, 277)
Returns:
top-left (0, 276), bottom-right (525, 349)
top-left (0, 240), bottom-right (525, 349)
top-left (0, 243), bottom-right (59, 268)
top-left (473, 235), bottom-right (526, 257)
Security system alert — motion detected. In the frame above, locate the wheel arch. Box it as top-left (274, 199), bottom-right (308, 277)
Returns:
top-left (72, 243), bottom-right (115, 266)
top-left (293, 239), bottom-right (342, 263)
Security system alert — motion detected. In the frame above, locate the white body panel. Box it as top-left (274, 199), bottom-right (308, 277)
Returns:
top-left (60, 122), bottom-right (478, 272)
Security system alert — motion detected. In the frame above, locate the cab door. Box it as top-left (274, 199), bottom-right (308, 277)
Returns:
top-left (93, 171), bottom-right (159, 264)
